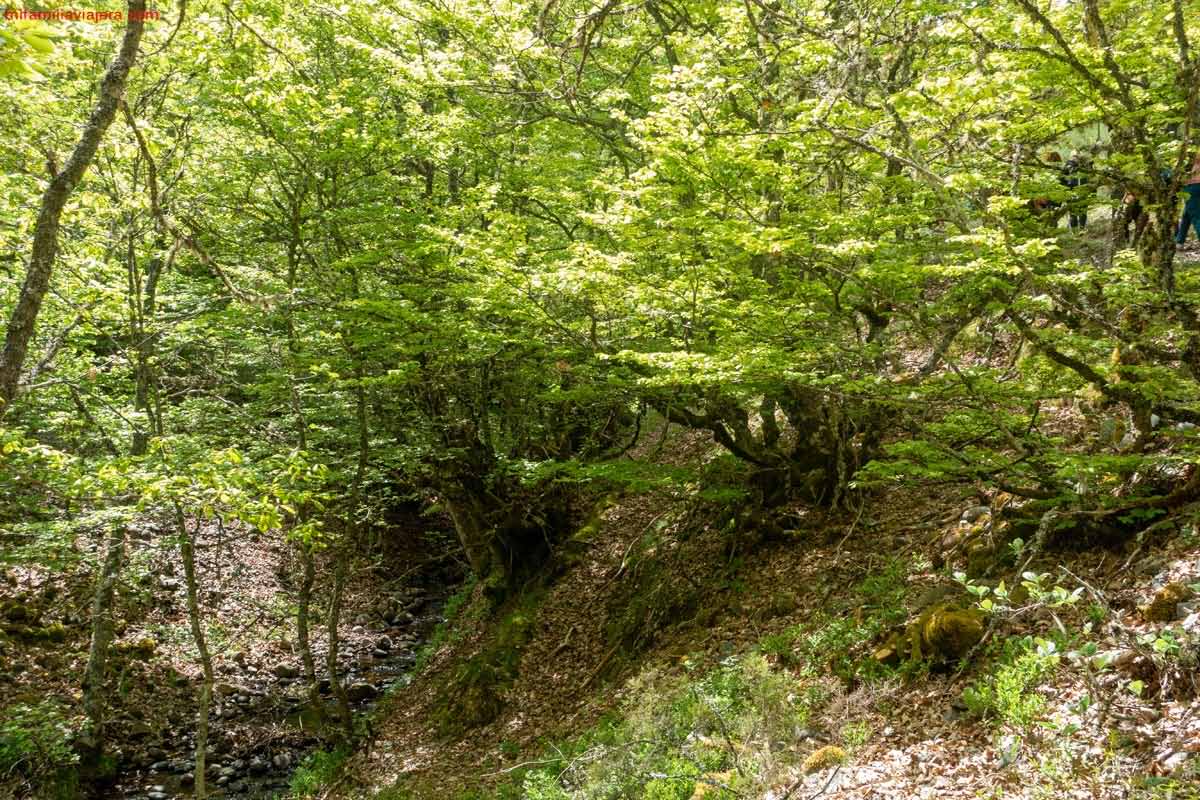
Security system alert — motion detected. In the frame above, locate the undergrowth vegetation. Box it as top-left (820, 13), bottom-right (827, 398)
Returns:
top-left (515, 654), bottom-right (816, 800)
top-left (0, 700), bottom-right (81, 799)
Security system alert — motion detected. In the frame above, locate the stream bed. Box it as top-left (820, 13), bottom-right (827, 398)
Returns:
top-left (106, 597), bottom-right (443, 800)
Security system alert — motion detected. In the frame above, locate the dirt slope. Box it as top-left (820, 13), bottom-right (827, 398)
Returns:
top-left (342, 426), bottom-right (1200, 800)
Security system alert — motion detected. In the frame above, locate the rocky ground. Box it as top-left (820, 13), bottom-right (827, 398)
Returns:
top-left (0, 511), bottom-right (455, 800)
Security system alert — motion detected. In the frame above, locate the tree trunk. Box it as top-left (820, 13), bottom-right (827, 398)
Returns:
top-left (129, 234), bottom-right (162, 456)
top-left (79, 523), bottom-right (126, 775)
top-left (177, 505), bottom-right (214, 800)
top-left (325, 548), bottom-right (353, 741)
top-left (0, 0), bottom-right (147, 413)
top-left (296, 547), bottom-right (323, 715)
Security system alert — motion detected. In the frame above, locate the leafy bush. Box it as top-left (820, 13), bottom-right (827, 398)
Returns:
top-left (0, 700), bottom-right (80, 797)
top-left (759, 559), bottom-right (910, 681)
top-left (511, 655), bottom-right (806, 799)
top-left (963, 636), bottom-right (1060, 729)
top-left (288, 747), bottom-right (349, 797)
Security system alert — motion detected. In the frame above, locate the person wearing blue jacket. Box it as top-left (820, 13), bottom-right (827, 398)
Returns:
top-left (1176, 153), bottom-right (1200, 245)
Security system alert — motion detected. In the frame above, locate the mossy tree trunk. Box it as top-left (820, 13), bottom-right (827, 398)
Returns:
top-left (176, 504), bottom-right (214, 800)
top-left (79, 522), bottom-right (126, 777)
top-left (0, 0), bottom-right (147, 413)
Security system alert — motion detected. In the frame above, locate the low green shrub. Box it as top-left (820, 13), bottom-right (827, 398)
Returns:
top-left (0, 699), bottom-right (80, 799)
top-left (758, 559), bottom-right (910, 681)
top-left (512, 654), bottom-right (805, 799)
top-left (288, 747), bottom-right (349, 797)
top-left (963, 636), bottom-right (1060, 729)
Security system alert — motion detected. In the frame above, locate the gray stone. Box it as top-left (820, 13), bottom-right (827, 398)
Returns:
top-left (346, 681), bottom-right (378, 702)
top-left (273, 663), bottom-right (299, 679)
top-left (272, 752), bottom-right (291, 770)
top-left (959, 506), bottom-right (991, 525)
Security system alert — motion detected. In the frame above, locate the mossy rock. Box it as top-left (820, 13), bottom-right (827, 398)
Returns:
top-left (917, 605), bottom-right (984, 662)
top-left (802, 744), bottom-right (847, 774)
top-left (871, 631), bottom-right (904, 667)
top-left (1140, 582), bottom-right (1194, 622)
top-left (0, 600), bottom-right (38, 624)
top-left (875, 604), bottom-right (984, 668)
top-left (3, 621), bottom-right (67, 643)
top-left (114, 637), bottom-right (157, 660)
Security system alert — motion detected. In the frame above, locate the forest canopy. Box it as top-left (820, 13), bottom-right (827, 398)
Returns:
top-left (2, 0), bottom-right (1200, 796)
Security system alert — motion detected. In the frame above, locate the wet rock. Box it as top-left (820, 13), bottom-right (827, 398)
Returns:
top-left (248, 756), bottom-right (268, 775)
top-left (147, 792), bottom-right (167, 800)
top-left (127, 720), bottom-right (154, 738)
top-left (272, 752), bottom-right (292, 770)
top-left (145, 747), bottom-right (166, 761)
top-left (373, 648), bottom-right (389, 658)
top-left (158, 577), bottom-right (180, 591)
top-left (180, 772), bottom-right (194, 785)
top-left (375, 597), bottom-right (400, 622)
top-left (149, 760), bottom-right (170, 772)
top-left (346, 681), bottom-right (378, 702)
top-left (273, 663), bottom-right (299, 679)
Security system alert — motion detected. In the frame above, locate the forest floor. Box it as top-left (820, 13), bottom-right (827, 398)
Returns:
top-left (0, 513), bottom-right (453, 800)
top-left (338, 421), bottom-right (1200, 800)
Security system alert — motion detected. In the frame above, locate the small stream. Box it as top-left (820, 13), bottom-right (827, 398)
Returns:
top-left (107, 600), bottom-right (443, 800)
